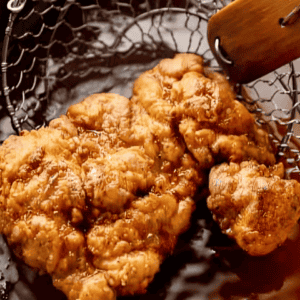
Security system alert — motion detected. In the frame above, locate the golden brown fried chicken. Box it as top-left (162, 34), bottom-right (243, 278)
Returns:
top-left (0, 53), bottom-right (277, 299)
top-left (132, 53), bottom-right (276, 168)
top-left (0, 90), bottom-right (203, 300)
top-left (207, 161), bottom-right (300, 256)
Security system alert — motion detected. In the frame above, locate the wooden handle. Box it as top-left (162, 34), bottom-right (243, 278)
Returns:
top-left (208, 0), bottom-right (300, 84)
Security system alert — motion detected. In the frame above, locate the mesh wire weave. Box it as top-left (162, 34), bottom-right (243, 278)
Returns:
top-left (0, 0), bottom-right (300, 177)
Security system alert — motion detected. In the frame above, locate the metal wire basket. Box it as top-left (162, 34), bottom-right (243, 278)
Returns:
top-left (1, 0), bottom-right (300, 299)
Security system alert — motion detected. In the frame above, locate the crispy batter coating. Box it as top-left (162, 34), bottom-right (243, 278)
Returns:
top-left (207, 161), bottom-right (300, 256)
top-left (0, 94), bottom-right (203, 299)
top-left (132, 54), bottom-right (275, 168)
top-left (0, 54), bottom-right (277, 299)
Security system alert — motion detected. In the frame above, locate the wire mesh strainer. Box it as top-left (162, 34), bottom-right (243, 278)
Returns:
top-left (1, 0), bottom-right (300, 299)
top-left (2, 0), bottom-right (300, 179)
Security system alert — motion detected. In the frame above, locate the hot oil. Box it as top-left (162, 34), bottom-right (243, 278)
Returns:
top-left (213, 222), bottom-right (300, 299)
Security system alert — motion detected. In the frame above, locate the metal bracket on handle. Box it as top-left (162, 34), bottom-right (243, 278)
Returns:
top-left (280, 5), bottom-right (300, 27)
top-left (7, 0), bottom-right (26, 13)
top-left (214, 37), bottom-right (233, 65)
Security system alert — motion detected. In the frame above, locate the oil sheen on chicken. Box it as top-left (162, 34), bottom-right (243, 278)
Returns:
top-left (0, 54), bottom-right (276, 299)
top-left (207, 161), bottom-right (300, 256)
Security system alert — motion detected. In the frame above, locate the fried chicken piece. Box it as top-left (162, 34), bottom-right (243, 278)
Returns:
top-left (0, 53), bottom-right (277, 298)
top-left (132, 53), bottom-right (276, 168)
top-left (207, 161), bottom-right (300, 256)
top-left (0, 90), bottom-right (204, 300)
